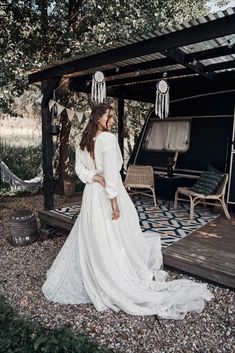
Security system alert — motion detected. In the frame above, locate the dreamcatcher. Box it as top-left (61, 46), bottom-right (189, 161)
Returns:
top-left (91, 71), bottom-right (106, 103)
top-left (155, 79), bottom-right (170, 119)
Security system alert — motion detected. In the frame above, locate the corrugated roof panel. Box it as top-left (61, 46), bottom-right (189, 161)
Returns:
top-left (167, 25), bottom-right (176, 32)
top-left (216, 34), bottom-right (235, 45)
top-left (181, 19), bottom-right (191, 28)
top-left (153, 30), bottom-right (163, 36)
top-left (168, 73), bottom-right (198, 80)
top-left (198, 16), bottom-right (207, 24)
top-left (133, 64), bottom-right (184, 74)
top-left (216, 10), bottom-right (225, 18)
top-left (215, 68), bottom-right (235, 73)
top-left (181, 22), bottom-right (190, 29)
top-left (200, 55), bottom-right (235, 65)
top-left (147, 32), bottom-right (156, 38)
top-left (175, 24), bottom-right (184, 31)
top-left (226, 7), bottom-right (235, 15)
top-left (207, 13), bottom-right (216, 21)
top-left (123, 52), bottom-right (166, 63)
top-left (179, 36), bottom-right (231, 54)
top-left (190, 19), bottom-right (199, 26)
top-left (161, 28), bottom-right (170, 34)
top-left (182, 32), bottom-right (235, 54)
top-left (140, 34), bottom-right (150, 40)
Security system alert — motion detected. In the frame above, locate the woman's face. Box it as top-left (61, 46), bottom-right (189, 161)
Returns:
top-left (98, 109), bottom-right (115, 131)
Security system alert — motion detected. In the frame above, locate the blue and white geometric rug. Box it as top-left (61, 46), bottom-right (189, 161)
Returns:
top-left (52, 196), bottom-right (219, 248)
top-left (131, 196), bottom-right (219, 248)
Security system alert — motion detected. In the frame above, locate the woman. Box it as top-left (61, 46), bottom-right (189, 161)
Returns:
top-left (42, 103), bottom-right (213, 319)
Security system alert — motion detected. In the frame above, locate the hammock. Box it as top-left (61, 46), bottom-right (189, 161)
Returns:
top-left (0, 159), bottom-right (43, 192)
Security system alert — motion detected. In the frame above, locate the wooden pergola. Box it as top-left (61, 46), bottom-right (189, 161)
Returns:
top-left (28, 7), bottom-right (235, 210)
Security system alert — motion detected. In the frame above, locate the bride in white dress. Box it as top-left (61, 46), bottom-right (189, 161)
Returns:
top-left (42, 103), bottom-right (213, 319)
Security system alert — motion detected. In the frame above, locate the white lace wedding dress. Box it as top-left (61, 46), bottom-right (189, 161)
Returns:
top-left (42, 132), bottom-right (213, 319)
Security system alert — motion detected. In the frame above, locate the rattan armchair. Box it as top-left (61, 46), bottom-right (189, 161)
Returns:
top-left (124, 165), bottom-right (157, 207)
top-left (174, 173), bottom-right (230, 220)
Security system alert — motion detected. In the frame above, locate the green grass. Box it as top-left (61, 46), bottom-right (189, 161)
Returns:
top-left (0, 294), bottom-right (114, 353)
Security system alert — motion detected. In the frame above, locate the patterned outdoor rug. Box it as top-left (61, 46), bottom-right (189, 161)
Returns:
top-left (52, 196), bottom-right (219, 248)
top-left (132, 196), bottom-right (219, 248)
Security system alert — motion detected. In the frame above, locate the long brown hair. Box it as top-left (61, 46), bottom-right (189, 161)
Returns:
top-left (80, 103), bottom-right (113, 157)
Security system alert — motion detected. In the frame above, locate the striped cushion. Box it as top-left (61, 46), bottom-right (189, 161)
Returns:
top-left (191, 166), bottom-right (224, 196)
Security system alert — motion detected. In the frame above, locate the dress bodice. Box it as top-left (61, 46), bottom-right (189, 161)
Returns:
top-left (75, 132), bottom-right (123, 199)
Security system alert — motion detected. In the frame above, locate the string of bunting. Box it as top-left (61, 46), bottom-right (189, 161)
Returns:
top-left (49, 99), bottom-right (84, 123)
top-left (24, 95), bottom-right (86, 123)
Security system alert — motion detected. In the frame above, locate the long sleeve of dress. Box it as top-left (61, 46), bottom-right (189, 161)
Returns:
top-left (102, 134), bottom-right (121, 199)
top-left (75, 148), bottom-right (96, 184)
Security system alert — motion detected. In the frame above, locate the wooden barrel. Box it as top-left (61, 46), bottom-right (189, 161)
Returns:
top-left (10, 209), bottom-right (38, 246)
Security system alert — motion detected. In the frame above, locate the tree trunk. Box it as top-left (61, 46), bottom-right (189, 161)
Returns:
top-left (40, 0), bottom-right (49, 60)
top-left (41, 77), bottom-right (61, 210)
top-left (55, 111), bottom-right (71, 194)
top-left (68, 0), bottom-right (83, 32)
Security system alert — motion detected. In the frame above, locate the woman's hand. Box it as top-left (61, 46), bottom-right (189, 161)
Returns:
top-left (93, 174), bottom-right (106, 187)
top-left (111, 197), bottom-right (120, 220)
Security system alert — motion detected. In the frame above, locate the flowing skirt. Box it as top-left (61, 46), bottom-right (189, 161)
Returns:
top-left (42, 175), bottom-right (213, 319)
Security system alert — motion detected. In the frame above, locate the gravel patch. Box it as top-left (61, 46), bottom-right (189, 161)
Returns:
top-left (0, 194), bottom-right (234, 353)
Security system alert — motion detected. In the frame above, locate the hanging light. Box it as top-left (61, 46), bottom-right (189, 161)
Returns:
top-left (51, 91), bottom-right (60, 135)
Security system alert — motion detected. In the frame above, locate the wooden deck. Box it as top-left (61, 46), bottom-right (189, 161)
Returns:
top-left (162, 215), bottom-right (235, 289)
top-left (38, 208), bottom-right (235, 289)
top-left (39, 209), bottom-right (75, 231)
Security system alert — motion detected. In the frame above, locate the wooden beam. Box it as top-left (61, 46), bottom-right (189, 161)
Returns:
top-left (106, 68), bottom-right (193, 86)
top-left (163, 47), bottom-right (214, 80)
top-left (105, 61), bottom-right (235, 86)
top-left (113, 70), bottom-right (235, 89)
top-left (28, 13), bottom-right (235, 83)
top-left (41, 77), bottom-right (61, 210)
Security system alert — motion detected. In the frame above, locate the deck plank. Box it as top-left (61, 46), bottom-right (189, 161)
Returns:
top-left (163, 215), bottom-right (235, 288)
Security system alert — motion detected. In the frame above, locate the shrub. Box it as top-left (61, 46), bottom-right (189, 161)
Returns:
top-left (0, 294), bottom-right (114, 353)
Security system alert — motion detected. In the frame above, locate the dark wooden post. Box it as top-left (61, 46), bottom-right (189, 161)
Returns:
top-left (41, 78), bottom-right (60, 210)
top-left (118, 93), bottom-right (125, 177)
top-left (118, 94), bottom-right (124, 156)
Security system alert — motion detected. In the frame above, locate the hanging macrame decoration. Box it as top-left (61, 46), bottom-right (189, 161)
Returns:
top-left (91, 71), bottom-right (106, 103)
top-left (155, 79), bottom-right (170, 119)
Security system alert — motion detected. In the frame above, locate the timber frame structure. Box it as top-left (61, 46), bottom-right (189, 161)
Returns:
top-left (28, 8), bottom-right (235, 210)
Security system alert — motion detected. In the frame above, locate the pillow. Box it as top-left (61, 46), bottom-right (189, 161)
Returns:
top-left (207, 165), bottom-right (224, 176)
top-left (191, 166), bottom-right (225, 196)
